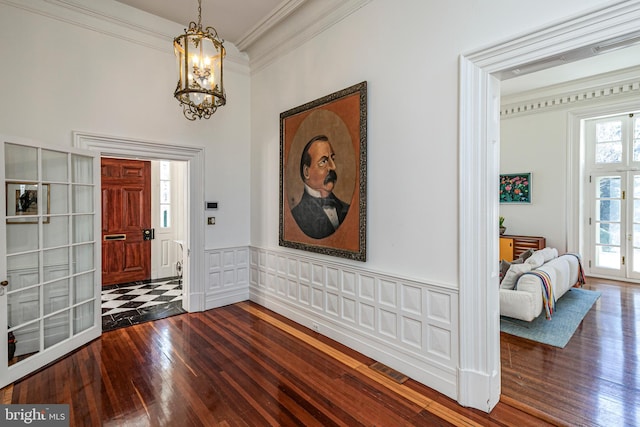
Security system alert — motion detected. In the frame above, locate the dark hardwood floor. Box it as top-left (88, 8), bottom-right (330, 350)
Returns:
top-left (501, 276), bottom-right (640, 426)
top-left (3, 276), bottom-right (637, 426)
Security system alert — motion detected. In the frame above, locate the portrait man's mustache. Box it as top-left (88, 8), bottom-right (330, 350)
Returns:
top-left (324, 170), bottom-right (337, 185)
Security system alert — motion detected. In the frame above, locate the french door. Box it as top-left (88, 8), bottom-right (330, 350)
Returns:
top-left (0, 137), bottom-right (101, 388)
top-left (586, 113), bottom-right (640, 280)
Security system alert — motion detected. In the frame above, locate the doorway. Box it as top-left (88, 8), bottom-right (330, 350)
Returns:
top-left (73, 131), bottom-right (207, 314)
top-left (459, 3), bottom-right (640, 411)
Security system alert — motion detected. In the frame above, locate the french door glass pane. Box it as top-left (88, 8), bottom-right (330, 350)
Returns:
top-left (44, 216), bottom-right (69, 248)
top-left (8, 288), bottom-right (40, 326)
top-left (596, 222), bottom-right (620, 245)
top-left (595, 245), bottom-right (620, 269)
top-left (72, 185), bottom-right (93, 213)
top-left (72, 215), bottom-right (93, 243)
top-left (44, 311), bottom-right (70, 349)
top-left (72, 243), bottom-right (94, 274)
top-left (73, 272), bottom-right (94, 303)
top-left (49, 184), bottom-right (69, 214)
top-left (43, 248), bottom-right (69, 282)
top-left (596, 176), bottom-right (621, 198)
top-left (4, 144), bottom-right (37, 180)
top-left (6, 223), bottom-right (38, 254)
top-left (71, 155), bottom-right (93, 184)
top-left (73, 302), bottom-right (94, 334)
top-left (596, 200), bottom-right (620, 222)
top-left (43, 278), bottom-right (70, 315)
top-left (42, 150), bottom-right (68, 182)
top-left (9, 323), bottom-right (40, 363)
top-left (7, 253), bottom-right (39, 290)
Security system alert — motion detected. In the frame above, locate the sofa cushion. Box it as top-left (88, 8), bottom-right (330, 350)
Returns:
top-left (499, 258), bottom-right (523, 283)
top-left (500, 263), bottom-right (531, 290)
top-left (525, 252), bottom-right (545, 269)
top-left (538, 247), bottom-right (558, 262)
top-left (517, 248), bottom-right (535, 262)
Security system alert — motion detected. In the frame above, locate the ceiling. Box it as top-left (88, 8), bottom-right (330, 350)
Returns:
top-left (115, 0), bottom-right (640, 97)
top-left (114, 0), bottom-right (283, 45)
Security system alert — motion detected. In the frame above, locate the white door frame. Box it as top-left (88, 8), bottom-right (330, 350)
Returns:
top-left (459, 0), bottom-right (640, 411)
top-left (73, 132), bottom-right (206, 312)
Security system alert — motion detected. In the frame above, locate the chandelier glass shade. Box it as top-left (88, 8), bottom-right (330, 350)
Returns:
top-left (174, 0), bottom-right (226, 120)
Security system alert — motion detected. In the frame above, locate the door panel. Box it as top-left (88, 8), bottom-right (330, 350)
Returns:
top-left (1, 139), bottom-right (100, 388)
top-left (101, 158), bottom-right (151, 286)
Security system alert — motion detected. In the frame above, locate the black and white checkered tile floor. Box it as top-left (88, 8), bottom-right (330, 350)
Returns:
top-left (102, 278), bottom-right (186, 332)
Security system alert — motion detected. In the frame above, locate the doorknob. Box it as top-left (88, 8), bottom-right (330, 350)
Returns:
top-left (0, 280), bottom-right (8, 286)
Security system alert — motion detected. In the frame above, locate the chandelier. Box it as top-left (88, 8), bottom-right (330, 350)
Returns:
top-left (173, 0), bottom-right (226, 120)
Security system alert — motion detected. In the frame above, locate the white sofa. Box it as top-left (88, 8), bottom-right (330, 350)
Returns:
top-left (500, 250), bottom-right (582, 321)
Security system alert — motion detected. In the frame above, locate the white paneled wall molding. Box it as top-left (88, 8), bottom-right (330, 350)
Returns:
top-left (205, 247), bottom-right (250, 310)
top-left (501, 76), bottom-right (640, 118)
top-left (249, 247), bottom-right (459, 399)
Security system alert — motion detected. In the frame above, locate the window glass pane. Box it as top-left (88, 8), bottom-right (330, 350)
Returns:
top-left (44, 216), bottom-right (69, 248)
top-left (595, 121), bottom-right (622, 163)
top-left (597, 200), bottom-right (620, 222)
top-left (596, 176), bottom-right (621, 198)
top-left (595, 142), bottom-right (622, 163)
top-left (160, 181), bottom-right (170, 203)
top-left (6, 252), bottom-right (39, 291)
top-left (49, 184), bottom-right (69, 214)
top-left (8, 288), bottom-right (40, 326)
top-left (596, 222), bottom-right (620, 245)
top-left (73, 243), bottom-right (94, 274)
top-left (43, 248), bottom-right (69, 282)
top-left (44, 311), bottom-right (70, 349)
top-left (73, 272), bottom-right (94, 304)
top-left (72, 185), bottom-right (93, 213)
top-left (5, 143), bottom-right (38, 180)
top-left (595, 245), bottom-right (620, 269)
top-left (160, 161), bottom-right (170, 180)
top-left (10, 323), bottom-right (41, 364)
top-left (161, 205), bottom-right (171, 228)
top-left (72, 215), bottom-right (93, 243)
top-left (73, 301), bottom-right (94, 334)
top-left (43, 279), bottom-right (70, 315)
top-left (71, 155), bottom-right (93, 184)
top-left (596, 121), bottom-right (622, 142)
top-left (42, 150), bottom-right (68, 182)
top-left (6, 223), bottom-right (38, 254)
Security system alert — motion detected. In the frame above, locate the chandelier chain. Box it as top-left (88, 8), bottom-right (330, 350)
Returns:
top-left (197, 0), bottom-right (202, 29)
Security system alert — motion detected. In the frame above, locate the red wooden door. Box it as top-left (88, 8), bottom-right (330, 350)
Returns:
top-left (101, 158), bottom-right (151, 286)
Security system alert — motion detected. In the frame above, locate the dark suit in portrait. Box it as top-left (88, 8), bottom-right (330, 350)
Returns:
top-left (291, 190), bottom-right (349, 239)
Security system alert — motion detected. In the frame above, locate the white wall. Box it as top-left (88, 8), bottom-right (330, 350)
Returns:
top-left (500, 111), bottom-right (569, 251)
top-left (0, 0), bottom-right (251, 251)
top-left (248, 0), bottom-right (617, 406)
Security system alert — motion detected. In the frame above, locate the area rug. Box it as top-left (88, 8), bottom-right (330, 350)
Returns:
top-left (500, 288), bottom-right (601, 348)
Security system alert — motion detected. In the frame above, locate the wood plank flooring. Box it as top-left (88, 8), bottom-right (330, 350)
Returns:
top-left (500, 277), bottom-right (640, 427)
top-left (4, 276), bottom-right (636, 426)
top-left (5, 301), bottom-right (548, 426)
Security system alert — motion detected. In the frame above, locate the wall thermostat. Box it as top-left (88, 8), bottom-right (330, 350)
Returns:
top-left (205, 201), bottom-right (218, 210)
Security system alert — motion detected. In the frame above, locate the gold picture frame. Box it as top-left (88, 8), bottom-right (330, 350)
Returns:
top-left (279, 81), bottom-right (367, 261)
top-left (6, 182), bottom-right (50, 224)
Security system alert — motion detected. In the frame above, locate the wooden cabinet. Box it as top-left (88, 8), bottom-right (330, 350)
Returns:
top-left (501, 235), bottom-right (546, 259)
top-left (500, 237), bottom-right (514, 262)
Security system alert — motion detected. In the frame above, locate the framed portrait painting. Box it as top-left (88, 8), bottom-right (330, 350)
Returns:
top-left (500, 173), bottom-right (531, 204)
top-left (280, 81), bottom-right (367, 261)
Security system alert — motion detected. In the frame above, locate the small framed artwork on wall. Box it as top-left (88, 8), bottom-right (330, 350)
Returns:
top-left (500, 173), bottom-right (531, 204)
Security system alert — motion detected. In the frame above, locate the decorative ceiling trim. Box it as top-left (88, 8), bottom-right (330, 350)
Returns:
top-left (235, 0), bottom-right (306, 52)
top-left (501, 75), bottom-right (640, 118)
top-left (244, 0), bottom-right (372, 73)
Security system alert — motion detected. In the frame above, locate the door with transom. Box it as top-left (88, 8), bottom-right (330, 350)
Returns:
top-left (0, 137), bottom-right (100, 388)
top-left (586, 113), bottom-right (640, 280)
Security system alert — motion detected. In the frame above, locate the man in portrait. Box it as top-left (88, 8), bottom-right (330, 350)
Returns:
top-left (291, 135), bottom-right (350, 239)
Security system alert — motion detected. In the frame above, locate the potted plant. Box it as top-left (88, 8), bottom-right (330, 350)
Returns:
top-left (499, 216), bottom-right (506, 235)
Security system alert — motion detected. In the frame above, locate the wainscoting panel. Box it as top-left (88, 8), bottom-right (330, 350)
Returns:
top-left (205, 247), bottom-right (250, 309)
top-left (249, 247), bottom-right (459, 399)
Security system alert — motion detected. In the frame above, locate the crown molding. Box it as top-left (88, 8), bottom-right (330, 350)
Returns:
top-left (243, 0), bottom-right (372, 73)
top-left (501, 66), bottom-right (640, 117)
top-left (235, 0), bottom-right (307, 52)
top-left (0, 0), bottom-right (249, 72)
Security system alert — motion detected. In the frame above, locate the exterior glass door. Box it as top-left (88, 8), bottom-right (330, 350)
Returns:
top-left (0, 139), bottom-right (100, 388)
